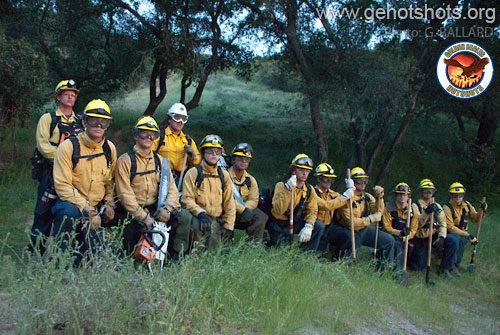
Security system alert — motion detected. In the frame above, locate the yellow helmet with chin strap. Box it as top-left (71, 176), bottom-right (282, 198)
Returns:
top-left (232, 143), bottom-right (253, 159)
top-left (290, 154), bottom-right (313, 170)
top-left (54, 79), bottom-right (79, 100)
top-left (449, 182), bottom-right (465, 194)
top-left (134, 116), bottom-right (159, 133)
top-left (393, 182), bottom-right (411, 194)
top-left (200, 134), bottom-right (224, 150)
top-left (418, 178), bottom-right (436, 191)
top-left (314, 163), bottom-right (336, 177)
top-left (351, 167), bottom-right (368, 179)
top-left (83, 99), bottom-right (112, 120)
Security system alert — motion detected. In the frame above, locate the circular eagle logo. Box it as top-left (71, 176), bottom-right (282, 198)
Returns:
top-left (436, 42), bottom-right (493, 99)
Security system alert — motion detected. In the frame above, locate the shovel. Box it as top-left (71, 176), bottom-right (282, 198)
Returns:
top-left (400, 198), bottom-right (412, 286)
top-left (425, 198), bottom-right (435, 286)
top-left (467, 196), bottom-right (486, 273)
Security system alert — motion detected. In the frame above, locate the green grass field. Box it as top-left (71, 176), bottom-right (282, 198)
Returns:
top-left (0, 70), bottom-right (499, 334)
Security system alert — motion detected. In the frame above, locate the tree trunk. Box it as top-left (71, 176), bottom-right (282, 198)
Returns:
top-left (475, 102), bottom-right (499, 148)
top-left (185, 62), bottom-right (215, 111)
top-left (374, 81), bottom-right (425, 185)
top-left (366, 107), bottom-right (396, 175)
top-left (308, 90), bottom-right (328, 162)
top-left (144, 59), bottom-right (167, 116)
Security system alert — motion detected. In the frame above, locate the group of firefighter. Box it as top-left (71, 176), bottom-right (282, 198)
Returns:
top-left (30, 80), bottom-right (488, 279)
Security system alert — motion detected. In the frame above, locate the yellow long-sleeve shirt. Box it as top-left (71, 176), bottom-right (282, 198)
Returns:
top-left (414, 199), bottom-right (447, 239)
top-left (382, 201), bottom-right (419, 240)
top-left (53, 132), bottom-right (116, 209)
top-left (443, 199), bottom-right (485, 237)
top-left (115, 147), bottom-right (180, 221)
top-left (315, 187), bottom-right (347, 226)
top-left (339, 192), bottom-right (384, 230)
top-left (36, 108), bottom-right (77, 159)
top-left (152, 127), bottom-right (201, 172)
top-left (181, 161), bottom-right (236, 230)
top-left (271, 182), bottom-right (317, 224)
top-left (228, 166), bottom-right (259, 214)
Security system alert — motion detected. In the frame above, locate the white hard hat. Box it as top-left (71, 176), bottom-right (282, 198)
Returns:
top-left (167, 103), bottom-right (188, 117)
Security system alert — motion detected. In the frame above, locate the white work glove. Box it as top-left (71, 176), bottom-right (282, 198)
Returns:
top-left (299, 223), bottom-right (313, 243)
top-left (366, 212), bottom-right (382, 223)
top-left (345, 178), bottom-right (354, 189)
top-left (373, 185), bottom-right (384, 198)
top-left (341, 188), bottom-right (355, 200)
top-left (285, 175), bottom-right (297, 190)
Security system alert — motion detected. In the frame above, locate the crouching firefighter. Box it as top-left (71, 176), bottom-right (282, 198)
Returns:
top-left (30, 80), bottom-right (82, 255)
top-left (228, 143), bottom-right (268, 242)
top-left (181, 135), bottom-right (236, 250)
top-left (114, 116), bottom-right (193, 258)
top-left (442, 182), bottom-right (487, 276)
top-left (268, 154), bottom-right (324, 251)
top-left (382, 183), bottom-right (419, 271)
top-left (51, 99), bottom-right (117, 266)
top-left (409, 179), bottom-right (455, 276)
top-left (337, 167), bottom-right (394, 266)
top-left (313, 163), bottom-right (355, 253)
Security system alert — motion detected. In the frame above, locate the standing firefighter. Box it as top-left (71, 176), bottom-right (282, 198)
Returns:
top-left (114, 117), bottom-right (192, 257)
top-left (337, 167), bottom-right (394, 265)
top-left (382, 183), bottom-right (419, 271)
top-left (153, 103), bottom-right (201, 186)
top-left (181, 135), bottom-right (235, 250)
top-left (30, 80), bottom-right (81, 254)
top-left (228, 143), bottom-right (267, 241)
top-left (442, 182), bottom-right (487, 276)
top-left (51, 99), bottom-right (117, 266)
top-left (313, 163), bottom-right (355, 253)
top-left (268, 154), bottom-right (324, 251)
top-left (409, 179), bottom-right (456, 277)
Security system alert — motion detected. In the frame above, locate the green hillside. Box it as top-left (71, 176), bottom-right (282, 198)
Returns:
top-left (0, 70), bottom-right (499, 334)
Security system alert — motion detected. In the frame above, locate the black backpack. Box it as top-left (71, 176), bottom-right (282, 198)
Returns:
top-left (155, 132), bottom-right (192, 154)
top-left (258, 181), bottom-right (312, 219)
top-left (127, 150), bottom-right (161, 183)
top-left (69, 136), bottom-right (112, 169)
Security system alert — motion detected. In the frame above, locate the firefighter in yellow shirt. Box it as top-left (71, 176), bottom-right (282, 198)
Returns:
top-left (153, 103), bottom-right (201, 188)
top-left (228, 143), bottom-right (267, 241)
top-left (268, 154), bottom-right (324, 251)
top-left (382, 183), bottom-right (419, 271)
top-left (180, 135), bottom-right (235, 250)
top-left (313, 163), bottom-right (355, 253)
top-left (114, 117), bottom-right (193, 257)
top-left (337, 167), bottom-right (393, 265)
top-left (408, 179), bottom-right (458, 278)
top-left (442, 182), bottom-right (487, 276)
top-left (51, 99), bottom-right (117, 266)
top-left (30, 80), bottom-right (81, 255)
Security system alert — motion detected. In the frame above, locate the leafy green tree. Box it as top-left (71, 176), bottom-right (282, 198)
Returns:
top-left (0, 27), bottom-right (48, 160)
top-left (114, 0), bottom-right (253, 115)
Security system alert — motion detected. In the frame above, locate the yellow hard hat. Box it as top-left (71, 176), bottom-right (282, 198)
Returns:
top-left (394, 182), bottom-right (411, 194)
top-left (83, 99), bottom-right (112, 120)
top-left (54, 79), bottom-right (79, 100)
top-left (418, 178), bottom-right (436, 191)
top-left (351, 167), bottom-right (368, 179)
top-left (314, 163), bottom-right (337, 177)
top-left (232, 143), bottom-right (253, 158)
top-left (290, 154), bottom-right (313, 170)
top-left (449, 182), bottom-right (465, 194)
top-left (134, 116), bottom-right (159, 133)
top-left (200, 134), bottom-right (224, 150)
